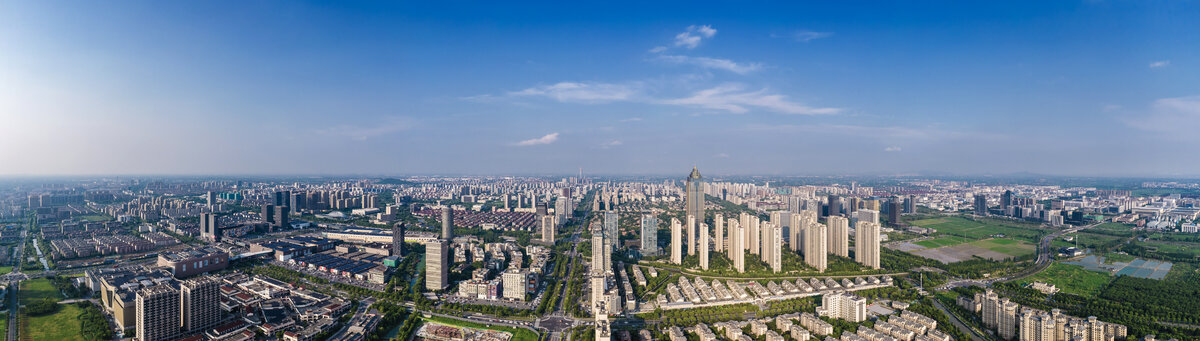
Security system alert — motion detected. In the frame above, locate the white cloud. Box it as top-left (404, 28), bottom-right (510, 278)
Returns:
top-left (1102, 104), bottom-right (1122, 112)
top-left (715, 153), bottom-right (730, 158)
top-left (794, 30), bottom-right (833, 42)
top-left (648, 46), bottom-right (668, 53)
top-left (515, 133), bottom-right (560, 146)
top-left (674, 25), bottom-right (717, 49)
top-left (657, 55), bottom-right (762, 74)
top-left (316, 116), bottom-right (412, 140)
top-left (1150, 60), bottom-right (1170, 68)
top-left (1127, 95), bottom-right (1200, 136)
top-left (510, 82), bottom-right (637, 103)
top-left (744, 123), bottom-right (995, 141)
top-left (600, 140), bottom-right (623, 149)
top-left (884, 146), bottom-right (902, 152)
top-left (619, 117), bottom-right (643, 123)
top-left (659, 84), bottom-right (841, 115)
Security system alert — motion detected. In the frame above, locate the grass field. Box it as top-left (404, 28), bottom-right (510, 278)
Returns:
top-left (1051, 232), bottom-right (1125, 251)
top-left (0, 312), bottom-right (6, 340)
top-left (1091, 223), bottom-right (1136, 236)
top-left (420, 315), bottom-right (538, 341)
top-left (908, 218), bottom-right (948, 226)
top-left (1164, 262), bottom-right (1198, 282)
top-left (909, 216), bottom-right (1044, 242)
top-left (0, 266), bottom-right (12, 274)
top-left (77, 215), bottom-right (112, 222)
top-left (971, 238), bottom-right (1035, 257)
top-left (914, 236), bottom-right (972, 249)
top-left (19, 278), bottom-right (62, 306)
top-left (1015, 262), bottom-right (1112, 296)
top-left (1138, 241), bottom-right (1200, 258)
top-left (23, 303), bottom-right (83, 341)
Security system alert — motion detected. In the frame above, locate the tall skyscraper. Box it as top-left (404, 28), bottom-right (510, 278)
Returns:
top-left (864, 199), bottom-right (880, 211)
top-left (426, 239), bottom-right (450, 291)
top-left (856, 221), bottom-right (881, 269)
top-left (804, 221), bottom-right (827, 272)
top-left (974, 194), bottom-right (988, 216)
top-left (685, 167), bottom-right (705, 231)
top-left (199, 213), bottom-right (220, 243)
top-left (714, 213), bottom-right (724, 254)
top-left (441, 206), bottom-right (454, 239)
top-left (770, 223), bottom-right (782, 273)
top-left (828, 216), bottom-right (850, 258)
top-left (739, 213), bottom-right (751, 252)
top-left (591, 225), bottom-right (605, 274)
top-left (590, 275), bottom-right (606, 315)
top-left (604, 211), bottom-right (618, 252)
top-left (555, 196), bottom-right (571, 225)
top-left (1000, 190), bottom-right (1013, 211)
top-left (392, 222), bottom-right (406, 257)
top-left (749, 215), bottom-right (760, 256)
top-left (181, 277), bottom-right (222, 333)
top-left (273, 190), bottom-right (289, 207)
top-left (273, 205), bottom-right (289, 230)
top-left (770, 211), bottom-right (790, 249)
top-left (903, 195), bottom-right (916, 214)
top-left (1019, 308), bottom-right (1058, 341)
top-left (827, 195), bottom-right (842, 217)
top-left (788, 213), bottom-right (804, 252)
top-left (999, 300), bottom-right (1019, 340)
top-left (732, 219), bottom-right (745, 273)
top-left (887, 200), bottom-right (902, 226)
top-left (670, 218), bottom-right (682, 265)
top-left (290, 193), bottom-right (305, 215)
top-left (760, 221), bottom-right (773, 263)
top-left (205, 191), bottom-right (215, 207)
top-left (541, 215), bottom-right (556, 244)
top-left (853, 209), bottom-right (880, 227)
top-left (686, 215), bottom-right (696, 256)
top-left (262, 204), bottom-right (275, 224)
top-left (137, 284), bottom-right (180, 341)
top-left (603, 232), bottom-right (612, 273)
top-left (699, 223), bottom-right (710, 270)
top-left (641, 215), bottom-right (658, 256)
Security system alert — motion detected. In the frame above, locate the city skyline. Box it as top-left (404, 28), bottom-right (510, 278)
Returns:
top-left (2, 1), bottom-right (1199, 176)
top-left (5, 2), bottom-right (1199, 340)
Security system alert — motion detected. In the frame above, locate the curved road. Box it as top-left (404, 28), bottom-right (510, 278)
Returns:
top-left (930, 295), bottom-right (987, 341)
top-left (939, 222), bottom-right (1098, 290)
top-left (928, 222), bottom-right (1100, 341)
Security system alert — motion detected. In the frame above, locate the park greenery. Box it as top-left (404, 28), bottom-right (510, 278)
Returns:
top-left (993, 272), bottom-right (1200, 339)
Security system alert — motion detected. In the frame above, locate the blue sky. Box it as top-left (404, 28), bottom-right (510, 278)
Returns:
top-left (1, 1), bottom-right (1197, 176)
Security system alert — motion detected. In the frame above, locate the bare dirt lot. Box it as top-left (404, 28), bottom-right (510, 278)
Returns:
top-left (910, 243), bottom-right (1012, 263)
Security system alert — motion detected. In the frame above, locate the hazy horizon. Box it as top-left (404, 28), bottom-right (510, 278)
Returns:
top-left (2, 1), bottom-right (1197, 176)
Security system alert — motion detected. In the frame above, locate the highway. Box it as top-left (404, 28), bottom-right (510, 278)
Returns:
top-left (540, 194), bottom-right (595, 341)
top-left (1002, 222), bottom-right (1098, 282)
top-left (325, 297), bottom-right (376, 341)
top-left (930, 294), bottom-right (987, 341)
top-left (937, 222), bottom-right (1098, 290)
top-left (5, 220), bottom-right (33, 341)
top-left (6, 229), bottom-right (25, 341)
top-left (927, 221), bottom-right (1100, 341)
